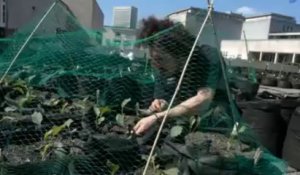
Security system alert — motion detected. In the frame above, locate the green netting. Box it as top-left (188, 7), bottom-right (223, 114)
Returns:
top-left (0, 1), bottom-right (288, 175)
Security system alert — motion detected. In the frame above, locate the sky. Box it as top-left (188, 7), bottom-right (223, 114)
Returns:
top-left (96, 0), bottom-right (300, 26)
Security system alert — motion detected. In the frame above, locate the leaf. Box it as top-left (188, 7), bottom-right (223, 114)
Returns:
top-left (0, 116), bottom-right (17, 122)
top-left (96, 89), bottom-right (100, 105)
top-left (93, 106), bottom-right (101, 117)
top-left (170, 125), bottom-right (183, 138)
top-left (17, 91), bottom-right (33, 107)
top-left (51, 99), bottom-right (61, 106)
top-left (106, 160), bottom-right (120, 175)
top-left (121, 98), bottom-right (131, 109)
top-left (13, 87), bottom-right (25, 94)
top-left (44, 125), bottom-right (65, 141)
top-left (190, 116), bottom-right (196, 129)
top-left (60, 102), bottom-right (69, 113)
top-left (4, 106), bottom-right (17, 112)
top-left (31, 111), bottom-right (43, 127)
top-left (44, 127), bottom-right (53, 140)
top-left (39, 72), bottom-right (57, 85)
top-left (99, 106), bottom-right (111, 117)
top-left (230, 122), bottom-right (239, 137)
top-left (57, 87), bottom-right (68, 97)
top-left (51, 125), bottom-right (66, 137)
top-left (41, 143), bottom-right (53, 160)
top-left (97, 117), bottom-right (105, 125)
top-left (163, 168), bottom-right (179, 175)
top-left (116, 114), bottom-right (124, 126)
top-left (27, 75), bottom-right (36, 83)
top-left (83, 97), bottom-right (89, 102)
top-left (63, 119), bottom-right (73, 128)
top-left (238, 125), bottom-right (247, 134)
top-left (54, 147), bottom-right (67, 159)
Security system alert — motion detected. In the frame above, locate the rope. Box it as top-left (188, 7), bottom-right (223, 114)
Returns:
top-left (142, 1), bottom-right (214, 174)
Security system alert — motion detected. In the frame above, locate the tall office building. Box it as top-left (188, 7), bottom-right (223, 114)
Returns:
top-left (113, 6), bottom-right (138, 29)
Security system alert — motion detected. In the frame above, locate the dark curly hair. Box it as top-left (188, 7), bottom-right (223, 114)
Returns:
top-left (138, 16), bottom-right (175, 39)
top-left (138, 16), bottom-right (196, 59)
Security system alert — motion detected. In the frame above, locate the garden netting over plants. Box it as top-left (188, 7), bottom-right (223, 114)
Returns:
top-left (0, 1), bottom-right (288, 175)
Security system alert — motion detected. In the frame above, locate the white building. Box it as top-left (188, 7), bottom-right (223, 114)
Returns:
top-left (0, 0), bottom-right (104, 37)
top-left (221, 39), bottom-right (300, 64)
top-left (102, 26), bottom-right (137, 49)
top-left (113, 6), bottom-right (138, 29)
top-left (167, 7), bottom-right (245, 47)
top-left (241, 13), bottom-right (300, 40)
top-left (222, 13), bottom-right (300, 65)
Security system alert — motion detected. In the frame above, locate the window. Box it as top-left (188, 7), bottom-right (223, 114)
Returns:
top-left (2, 5), bottom-right (6, 23)
top-left (277, 53), bottom-right (293, 64)
top-left (295, 55), bottom-right (300, 64)
top-left (249, 52), bottom-right (260, 61)
top-left (261, 52), bottom-right (275, 63)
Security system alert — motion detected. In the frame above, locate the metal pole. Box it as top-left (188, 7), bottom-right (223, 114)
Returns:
top-left (0, 1), bottom-right (58, 83)
top-left (243, 30), bottom-right (250, 61)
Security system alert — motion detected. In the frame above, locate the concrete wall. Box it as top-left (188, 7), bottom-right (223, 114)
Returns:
top-left (113, 6), bottom-right (137, 29)
top-left (6, 0), bottom-right (53, 30)
top-left (92, 0), bottom-right (104, 29)
top-left (168, 9), bottom-right (244, 48)
top-left (4, 0), bottom-right (103, 36)
top-left (168, 12), bottom-right (187, 26)
top-left (102, 26), bottom-right (137, 49)
top-left (242, 17), bottom-right (271, 40)
top-left (270, 16), bottom-right (297, 33)
top-left (295, 24), bottom-right (300, 32)
top-left (63, 0), bottom-right (103, 30)
top-left (130, 7), bottom-right (138, 29)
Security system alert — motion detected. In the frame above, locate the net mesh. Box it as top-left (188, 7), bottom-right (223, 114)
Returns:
top-left (0, 1), bottom-right (287, 175)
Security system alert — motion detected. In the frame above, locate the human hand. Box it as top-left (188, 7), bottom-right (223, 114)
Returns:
top-left (149, 99), bottom-right (168, 112)
top-left (133, 115), bottom-right (157, 135)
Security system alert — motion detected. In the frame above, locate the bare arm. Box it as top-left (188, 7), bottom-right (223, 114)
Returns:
top-left (155, 88), bottom-right (214, 120)
top-left (133, 88), bottom-right (214, 135)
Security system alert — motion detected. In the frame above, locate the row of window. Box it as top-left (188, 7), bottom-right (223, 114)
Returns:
top-left (250, 52), bottom-right (300, 64)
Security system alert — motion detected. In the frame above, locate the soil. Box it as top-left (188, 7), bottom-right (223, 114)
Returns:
top-left (1, 142), bottom-right (41, 165)
top-left (1, 138), bottom-right (85, 165)
top-left (185, 132), bottom-right (255, 158)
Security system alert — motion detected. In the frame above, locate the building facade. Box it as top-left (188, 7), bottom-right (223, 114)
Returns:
top-left (102, 26), bottom-right (137, 49)
top-left (222, 13), bottom-right (300, 65)
top-left (241, 13), bottom-right (300, 40)
top-left (167, 7), bottom-right (245, 47)
top-left (221, 39), bottom-right (300, 64)
top-left (113, 6), bottom-right (138, 29)
top-left (0, 0), bottom-right (104, 37)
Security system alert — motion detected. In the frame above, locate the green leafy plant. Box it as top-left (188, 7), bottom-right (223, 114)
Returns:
top-left (106, 160), bottom-right (120, 175)
top-left (94, 106), bottom-right (111, 125)
top-left (41, 119), bottom-right (73, 160)
top-left (31, 111), bottom-right (43, 128)
top-left (115, 98), bottom-right (131, 127)
top-left (227, 122), bottom-right (247, 150)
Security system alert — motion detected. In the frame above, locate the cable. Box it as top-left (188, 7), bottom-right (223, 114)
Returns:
top-left (142, 1), bottom-right (215, 174)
